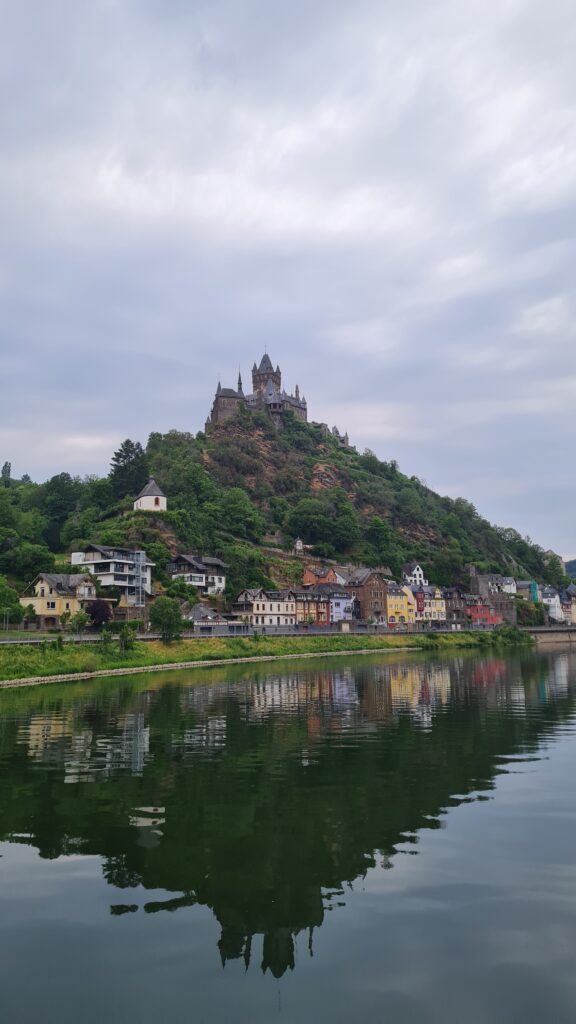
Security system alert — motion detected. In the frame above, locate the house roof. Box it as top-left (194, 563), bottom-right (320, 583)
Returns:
top-left (402, 561), bottom-right (422, 574)
top-left (34, 573), bottom-right (95, 596)
top-left (136, 477), bottom-right (166, 499)
top-left (199, 555), bottom-right (228, 570)
top-left (308, 583), bottom-right (349, 596)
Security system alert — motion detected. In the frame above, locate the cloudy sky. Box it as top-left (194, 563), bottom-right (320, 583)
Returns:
top-left (2, 0), bottom-right (576, 555)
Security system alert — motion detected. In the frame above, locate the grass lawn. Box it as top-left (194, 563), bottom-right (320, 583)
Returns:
top-left (0, 629), bottom-right (531, 684)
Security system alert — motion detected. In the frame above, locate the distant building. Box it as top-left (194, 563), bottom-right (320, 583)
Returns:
top-left (411, 585), bottom-right (446, 625)
top-left (302, 566), bottom-right (337, 588)
top-left (385, 584), bottom-right (416, 628)
top-left (468, 569), bottom-right (517, 623)
top-left (443, 588), bottom-right (470, 627)
top-left (342, 569), bottom-right (391, 623)
top-left (560, 584), bottom-right (576, 624)
top-left (206, 354), bottom-right (307, 430)
top-left (465, 597), bottom-right (502, 627)
top-left (20, 573), bottom-right (110, 628)
top-left (516, 580), bottom-right (540, 604)
top-left (293, 589), bottom-right (330, 625)
top-left (134, 477), bottom-right (167, 513)
top-left (167, 554), bottom-right (227, 596)
top-left (233, 588), bottom-right (296, 626)
top-left (542, 587), bottom-right (564, 623)
top-left (402, 562), bottom-right (428, 587)
top-left (70, 544), bottom-right (153, 609)
top-left (308, 583), bottom-right (356, 623)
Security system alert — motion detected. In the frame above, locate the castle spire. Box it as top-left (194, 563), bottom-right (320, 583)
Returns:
top-left (295, 384), bottom-right (300, 400)
top-left (217, 381), bottom-right (222, 394)
top-left (238, 368), bottom-right (243, 394)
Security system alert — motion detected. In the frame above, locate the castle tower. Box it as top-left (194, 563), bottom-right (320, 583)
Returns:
top-left (252, 353), bottom-right (281, 395)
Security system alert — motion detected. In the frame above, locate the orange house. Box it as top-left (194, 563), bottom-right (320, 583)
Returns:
top-left (302, 566), bottom-right (337, 588)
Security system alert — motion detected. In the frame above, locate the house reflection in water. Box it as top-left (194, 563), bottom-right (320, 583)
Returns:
top-left (2, 651), bottom-right (575, 977)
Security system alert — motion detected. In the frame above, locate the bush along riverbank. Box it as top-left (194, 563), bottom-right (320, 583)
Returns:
top-left (0, 627), bottom-right (534, 686)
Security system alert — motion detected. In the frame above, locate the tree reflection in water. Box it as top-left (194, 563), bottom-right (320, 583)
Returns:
top-left (0, 650), bottom-right (573, 978)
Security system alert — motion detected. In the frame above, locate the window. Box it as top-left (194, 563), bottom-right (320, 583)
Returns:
top-left (154, 497), bottom-right (160, 507)
top-left (47, 601), bottom-right (56, 609)
top-left (65, 603), bottom-right (70, 610)
top-left (40, 588), bottom-right (45, 597)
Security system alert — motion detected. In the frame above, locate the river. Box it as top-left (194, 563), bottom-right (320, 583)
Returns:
top-left (1, 649), bottom-right (576, 1022)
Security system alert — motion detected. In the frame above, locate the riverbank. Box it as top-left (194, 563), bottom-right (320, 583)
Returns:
top-left (0, 628), bottom-right (533, 688)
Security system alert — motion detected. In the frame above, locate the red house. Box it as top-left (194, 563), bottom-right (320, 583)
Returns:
top-left (466, 600), bottom-right (502, 626)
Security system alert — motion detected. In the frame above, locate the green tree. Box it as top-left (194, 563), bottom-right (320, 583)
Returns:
top-left (149, 596), bottom-right (183, 643)
top-left (1, 461), bottom-right (10, 487)
top-left (219, 488), bottom-right (265, 542)
top-left (110, 439), bottom-right (149, 501)
top-left (70, 609), bottom-right (90, 634)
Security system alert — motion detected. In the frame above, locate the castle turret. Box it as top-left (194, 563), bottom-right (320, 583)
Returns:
top-left (252, 353), bottom-right (281, 395)
top-left (238, 370), bottom-right (243, 394)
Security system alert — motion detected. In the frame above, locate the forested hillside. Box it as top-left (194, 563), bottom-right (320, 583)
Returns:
top-left (0, 410), bottom-right (566, 608)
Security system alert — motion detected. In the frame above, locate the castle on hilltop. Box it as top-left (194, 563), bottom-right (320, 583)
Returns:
top-left (206, 354), bottom-right (308, 429)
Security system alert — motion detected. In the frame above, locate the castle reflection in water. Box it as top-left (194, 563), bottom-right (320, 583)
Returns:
top-left (4, 650), bottom-right (574, 977)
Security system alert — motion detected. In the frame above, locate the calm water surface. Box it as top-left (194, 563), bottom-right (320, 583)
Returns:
top-left (2, 649), bottom-right (576, 1022)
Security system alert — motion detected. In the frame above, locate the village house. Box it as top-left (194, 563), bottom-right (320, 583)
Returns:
top-left (342, 569), bottom-right (391, 623)
top-left (233, 589), bottom-right (296, 626)
top-left (166, 553), bottom-right (227, 596)
top-left (294, 589), bottom-right (330, 625)
top-left (516, 580), bottom-right (541, 603)
top-left (308, 583), bottom-right (356, 623)
top-left (411, 585), bottom-right (446, 625)
top-left (465, 597), bottom-right (503, 627)
top-left (385, 584), bottom-right (416, 628)
top-left (468, 569), bottom-right (517, 623)
top-left (402, 562), bottom-right (428, 587)
top-left (541, 587), bottom-right (564, 623)
top-left (302, 566), bottom-right (338, 587)
top-left (133, 477), bottom-right (167, 513)
top-left (20, 573), bottom-right (110, 629)
top-left (70, 544), bottom-right (154, 609)
top-left (442, 588), bottom-right (470, 627)
top-left (560, 584), bottom-right (576, 624)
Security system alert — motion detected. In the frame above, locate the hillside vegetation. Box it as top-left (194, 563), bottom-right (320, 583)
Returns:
top-left (0, 411), bottom-right (566, 602)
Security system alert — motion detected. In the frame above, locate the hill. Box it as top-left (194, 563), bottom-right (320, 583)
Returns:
top-left (0, 410), bottom-right (566, 604)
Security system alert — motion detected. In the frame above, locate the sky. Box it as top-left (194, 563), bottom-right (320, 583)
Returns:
top-left (1, 0), bottom-right (576, 556)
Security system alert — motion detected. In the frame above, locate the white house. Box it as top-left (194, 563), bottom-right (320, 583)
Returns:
top-left (134, 478), bottom-right (167, 512)
top-left (70, 544), bottom-right (154, 607)
top-left (542, 587), bottom-right (564, 623)
top-left (166, 554), bottom-right (227, 596)
top-left (402, 562), bottom-right (428, 587)
top-left (233, 589), bottom-right (296, 626)
top-left (500, 577), bottom-right (517, 595)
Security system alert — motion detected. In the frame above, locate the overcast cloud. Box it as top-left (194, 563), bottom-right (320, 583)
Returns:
top-left (1, 0), bottom-right (575, 554)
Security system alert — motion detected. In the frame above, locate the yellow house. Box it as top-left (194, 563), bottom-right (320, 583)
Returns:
top-left (385, 584), bottom-right (416, 626)
top-left (20, 573), bottom-right (107, 628)
top-left (412, 585), bottom-right (447, 624)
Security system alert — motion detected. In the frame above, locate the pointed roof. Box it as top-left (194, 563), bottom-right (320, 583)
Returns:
top-left (258, 353), bottom-right (274, 373)
top-left (136, 477), bottom-right (166, 499)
